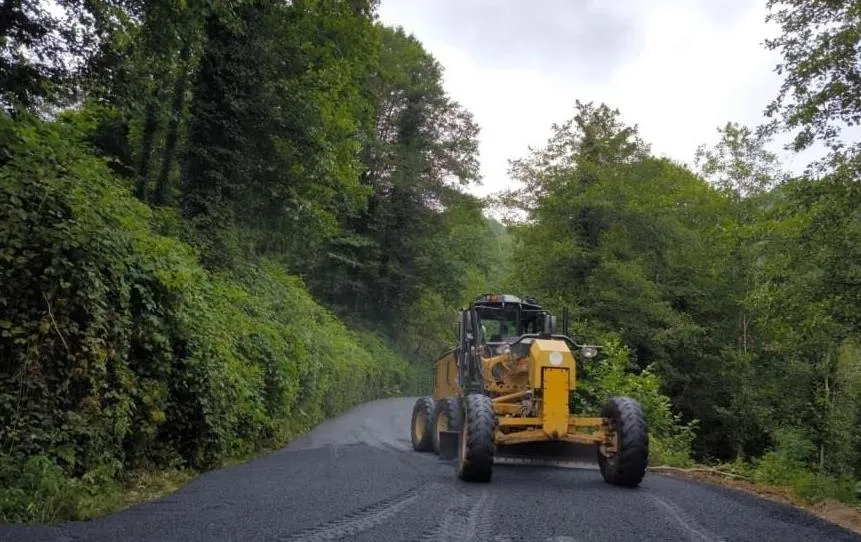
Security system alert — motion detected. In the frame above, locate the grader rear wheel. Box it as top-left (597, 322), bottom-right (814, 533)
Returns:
top-left (432, 397), bottom-right (462, 454)
top-left (411, 396), bottom-right (435, 452)
top-left (597, 396), bottom-right (649, 487)
top-left (456, 393), bottom-right (495, 482)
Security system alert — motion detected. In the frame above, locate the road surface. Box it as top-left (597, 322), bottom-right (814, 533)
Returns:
top-left (3, 397), bottom-right (860, 541)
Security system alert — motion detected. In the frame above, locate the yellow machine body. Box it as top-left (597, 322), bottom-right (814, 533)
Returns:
top-left (432, 337), bottom-right (612, 455)
top-left (411, 294), bottom-right (646, 485)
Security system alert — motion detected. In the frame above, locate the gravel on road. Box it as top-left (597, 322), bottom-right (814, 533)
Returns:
top-left (3, 397), bottom-right (860, 542)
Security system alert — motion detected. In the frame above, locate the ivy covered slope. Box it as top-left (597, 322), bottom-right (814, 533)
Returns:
top-left (0, 0), bottom-right (507, 522)
top-left (0, 113), bottom-right (417, 522)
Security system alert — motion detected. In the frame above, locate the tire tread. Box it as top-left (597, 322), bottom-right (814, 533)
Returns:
top-left (458, 394), bottom-right (495, 482)
top-left (411, 396), bottom-right (435, 452)
top-left (599, 396), bottom-right (649, 487)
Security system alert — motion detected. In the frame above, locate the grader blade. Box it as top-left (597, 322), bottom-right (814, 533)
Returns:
top-left (438, 430), bottom-right (459, 461)
top-left (494, 441), bottom-right (600, 470)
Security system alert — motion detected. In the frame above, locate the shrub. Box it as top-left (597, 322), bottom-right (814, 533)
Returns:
top-left (574, 334), bottom-right (697, 466)
top-left (0, 113), bottom-right (419, 521)
top-left (748, 428), bottom-right (859, 505)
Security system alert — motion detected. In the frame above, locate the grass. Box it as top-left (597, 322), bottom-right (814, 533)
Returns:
top-left (0, 455), bottom-right (195, 524)
top-left (80, 469), bottom-right (196, 521)
top-left (0, 436), bottom-right (311, 524)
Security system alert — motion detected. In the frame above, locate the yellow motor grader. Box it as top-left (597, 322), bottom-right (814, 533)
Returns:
top-left (410, 294), bottom-right (648, 485)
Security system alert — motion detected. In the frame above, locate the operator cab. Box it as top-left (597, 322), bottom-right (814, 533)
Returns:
top-left (471, 294), bottom-right (552, 357)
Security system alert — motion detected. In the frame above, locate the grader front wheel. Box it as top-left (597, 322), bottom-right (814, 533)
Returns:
top-left (597, 396), bottom-right (649, 487)
top-left (457, 393), bottom-right (495, 482)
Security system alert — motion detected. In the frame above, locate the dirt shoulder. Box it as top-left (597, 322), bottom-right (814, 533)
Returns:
top-left (650, 466), bottom-right (861, 536)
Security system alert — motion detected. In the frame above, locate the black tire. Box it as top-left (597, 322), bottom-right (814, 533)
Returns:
top-left (411, 396), bottom-right (435, 452)
top-left (598, 396), bottom-right (649, 487)
top-left (432, 397), bottom-right (463, 454)
top-left (457, 393), bottom-right (495, 482)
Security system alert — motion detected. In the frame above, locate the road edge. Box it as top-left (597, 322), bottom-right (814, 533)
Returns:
top-left (650, 467), bottom-right (861, 537)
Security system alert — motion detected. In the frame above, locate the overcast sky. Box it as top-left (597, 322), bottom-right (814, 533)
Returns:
top-left (376, 0), bottom-right (820, 199)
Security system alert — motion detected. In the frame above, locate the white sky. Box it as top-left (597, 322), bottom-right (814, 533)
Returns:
top-left (376, 0), bottom-right (824, 198)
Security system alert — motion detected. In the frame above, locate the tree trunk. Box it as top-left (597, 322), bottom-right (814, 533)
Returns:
top-left (821, 371), bottom-right (830, 470)
top-left (135, 97), bottom-right (161, 200)
top-left (154, 43), bottom-right (191, 205)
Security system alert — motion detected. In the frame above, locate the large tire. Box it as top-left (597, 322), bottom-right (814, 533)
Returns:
top-left (411, 396), bottom-right (435, 452)
top-left (457, 393), bottom-right (496, 482)
top-left (598, 396), bottom-right (649, 487)
top-left (432, 397), bottom-right (463, 454)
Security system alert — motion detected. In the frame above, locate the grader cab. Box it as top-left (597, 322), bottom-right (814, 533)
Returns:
top-left (409, 294), bottom-right (649, 485)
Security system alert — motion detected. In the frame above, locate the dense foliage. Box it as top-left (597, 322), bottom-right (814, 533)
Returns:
top-left (0, 0), bottom-right (506, 522)
top-left (491, 1), bottom-right (861, 501)
top-left (0, 112), bottom-right (420, 521)
top-left (2, 0), bottom-right (860, 523)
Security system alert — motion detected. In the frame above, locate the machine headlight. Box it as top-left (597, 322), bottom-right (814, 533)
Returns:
top-left (549, 351), bottom-right (564, 366)
top-left (580, 345), bottom-right (598, 359)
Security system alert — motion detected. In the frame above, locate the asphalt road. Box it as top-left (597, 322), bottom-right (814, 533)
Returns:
top-left (3, 397), bottom-right (860, 542)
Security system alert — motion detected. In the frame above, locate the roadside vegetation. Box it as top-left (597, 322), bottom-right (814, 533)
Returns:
top-left (2, 0), bottom-right (859, 524)
top-left (487, 0), bottom-right (861, 513)
top-left (0, 0), bottom-right (503, 522)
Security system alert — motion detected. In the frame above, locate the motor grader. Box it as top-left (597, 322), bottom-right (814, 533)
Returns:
top-left (409, 294), bottom-right (648, 485)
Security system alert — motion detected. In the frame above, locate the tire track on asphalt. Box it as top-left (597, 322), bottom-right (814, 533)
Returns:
top-left (273, 486), bottom-right (425, 542)
top-left (418, 487), bottom-right (496, 542)
top-left (646, 492), bottom-right (726, 542)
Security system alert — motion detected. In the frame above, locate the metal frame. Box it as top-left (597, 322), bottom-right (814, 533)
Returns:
top-left (456, 297), bottom-right (600, 396)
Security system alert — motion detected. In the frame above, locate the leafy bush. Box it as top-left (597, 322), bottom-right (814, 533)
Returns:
top-left (574, 335), bottom-right (697, 467)
top-left (0, 455), bottom-right (81, 523)
top-left (746, 428), bottom-right (859, 505)
top-left (650, 426), bottom-right (698, 468)
top-left (0, 113), bottom-right (419, 521)
top-left (747, 452), bottom-right (858, 504)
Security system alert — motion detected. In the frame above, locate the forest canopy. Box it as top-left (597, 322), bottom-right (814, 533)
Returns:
top-left (1, 0), bottom-right (860, 521)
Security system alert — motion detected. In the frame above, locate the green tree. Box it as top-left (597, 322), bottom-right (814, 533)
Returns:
top-left (310, 25), bottom-right (482, 330)
top-left (178, 0), bottom-right (380, 269)
top-left (498, 101), bottom-right (761, 460)
top-left (764, 0), bottom-right (861, 160)
top-left (747, 172), bottom-right (861, 475)
top-left (757, 0), bottom-right (861, 480)
top-left (694, 121), bottom-right (785, 199)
